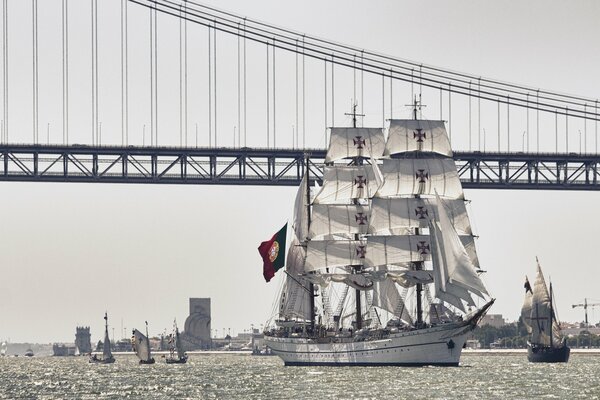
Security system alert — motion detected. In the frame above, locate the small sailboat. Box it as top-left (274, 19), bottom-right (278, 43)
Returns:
top-left (89, 312), bottom-right (115, 364)
top-left (0, 341), bottom-right (7, 357)
top-left (132, 321), bottom-right (155, 364)
top-left (521, 257), bottom-right (570, 363)
top-left (166, 320), bottom-right (188, 364)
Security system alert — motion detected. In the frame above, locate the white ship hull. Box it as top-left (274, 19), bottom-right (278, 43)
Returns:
top-left (265, 302), bottom-right (492, 366)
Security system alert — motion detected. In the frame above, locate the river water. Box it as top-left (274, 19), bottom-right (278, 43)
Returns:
top-left (1, 353), bottom-right (598, 399)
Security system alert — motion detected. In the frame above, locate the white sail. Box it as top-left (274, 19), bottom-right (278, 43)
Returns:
top-left (372, 278), bottom-right (403, 313)
top-left (132, 329), bottom-right (151, 362)
top-left (521, 279), bottom-right (533, 334)
top-left (530, 262), bottom-right (562, 346)
top-left (280, 239), bottom-right (312, 321)
top-left (310, 204), bottom-right (370, 238)
top-left (365, 235), bottom-right (433, 267)
top-left (175, 327), bottom-right (185, 359)
top-left (429, 193), bottom-right (488, 310)
top-left (102, 326), bottom-right (112, 360)
top-left (326, 127), bottom-right (386, 162)
top-left (385, 119), bottom-right (452, 157)
top-left (314, 166), bottom-right (378, 204)
top-left (369, 197), bottom-right (471, 235)
top-left (305, 240), bottom-right (366, 272)
top-left (293, 173), bottom-right (310, 241)
top-left (376, 158), bottom-right (463, 199)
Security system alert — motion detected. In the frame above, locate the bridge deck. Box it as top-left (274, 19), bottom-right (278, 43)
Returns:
top-left (0, 145), bottom-right (599, 190)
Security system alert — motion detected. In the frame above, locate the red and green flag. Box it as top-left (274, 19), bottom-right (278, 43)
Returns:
top-left (258, 223), bottom-right (287, 282)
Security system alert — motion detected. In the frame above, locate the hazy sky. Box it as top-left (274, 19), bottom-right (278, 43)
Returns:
top-left (1, 0), bottom-right (600, 343)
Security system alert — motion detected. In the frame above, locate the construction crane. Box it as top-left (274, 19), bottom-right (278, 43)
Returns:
top-left (572, 298), bottom-right (600, 327)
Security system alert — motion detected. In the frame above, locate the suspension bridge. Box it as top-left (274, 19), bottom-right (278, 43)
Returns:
top-left (0, 0), bottom-right (598, 189)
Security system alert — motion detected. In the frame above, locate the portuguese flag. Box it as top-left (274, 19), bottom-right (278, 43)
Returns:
top-left (258, 223), bottom-right (287, 282)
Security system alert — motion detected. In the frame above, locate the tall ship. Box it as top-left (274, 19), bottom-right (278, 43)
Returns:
top-left (521, 258), bottom-right (570, 363)
top-left (132, 322), bottom-right (156, 364)
top-left (261, 104), bottom-right (494, 366)
top-left (90, 313), bottom-right (115, 364)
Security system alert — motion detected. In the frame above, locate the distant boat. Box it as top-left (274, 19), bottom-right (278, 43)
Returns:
top-left (521, 258), bottom-right (570, 363)
top-left (1, 341), bottom-right (7, 357)
top-left (90, 312), bottom-right (116, 364)
top-left (165, 320), bottom-right (188, 364)
top-left (24, 349), bottom-right (34, 357)
top-left (132, 321), bottom-right (155, 364)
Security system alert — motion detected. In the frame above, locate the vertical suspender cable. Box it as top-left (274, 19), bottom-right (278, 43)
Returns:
top-left (243, 18), bottom-right (247, 147)
top-left (507, 95), bottom-right (510, 151)
top-left (32, 0), bottom-right (38, 144)
top-left (295, 40), bottom-right (298, 149)
top-left (302, 36), bottom-right (305, 147)
top-left (62, 0), bottom-right (68, 145)
top-left (468, 81), bottom-right (471, 150)
top-left (121, 0), bottom-right (125, 145)
top-left (2, 0), bottom-right (7, 143)
top-left (237, 22), bottom-right (240, 147)
top-left (360, 51), bottom-right (364, 126)
top-left (149, 4), bottom-right (153, 146)
top-left (596, 100), bottom-right (598, 153)
top-left (381, 74), bottom-right (384, 126)
top-left (497, 99), bottom-right (500, 151)
top-left (273, 39), bottom-right (276, 148)
top-left (526, 94), bottom-right (529, 152)
top-left (154, 6), bottom-right (158, 146)
top-left (584, 104), bottom-right (587, 153)
top-left (448, 83), bottom-right (451, 144)
top-left (330, 53), bottom-right (334, 128)
top-left (324, 59), bottom-right (327, 144)
top-left (94, 0), bottom-right (98, 145)
top-left (537, 90), bottom-right (539, 152)
top-left (266, 43), bottom-right (269, 147)
top-left (439, 86), bottom-right (442, 120)
top-left (478, 78), bottom-right (481, 151)
top-left (555, 110), bottom-right (558, 153)
top-left (213, 20), bottom-right (217, 147)
top-left (565, 107), bottom-right (568, 153)
top-left (179, 4), bottom-right (182, 146)
top-left (124, 0), bottom-right (128, 145)
top-left (91, 0), bottom-right (95, 145)
top-left (389, 70), bottom-right (392, 119)
top-left (207, 25), bottom-right (211, 147)
top-left (184, 1), bottom-right (188, 147)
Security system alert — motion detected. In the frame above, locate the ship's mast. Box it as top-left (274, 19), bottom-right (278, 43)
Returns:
top-left (305, 154), bottom-right (316, 332)
top-left (549, 281), bottom-right (553, 349)
top-left (412, 97), bottom-right (424, 327)
top-left (345, 103), bottom-right (365, 331)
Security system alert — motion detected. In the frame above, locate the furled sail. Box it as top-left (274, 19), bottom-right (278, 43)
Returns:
top-left (376, 158), bottom-right (463, 199)
top-left (325, 127), bottom-right (386, 162)
top-left (530, 262), bottom-right (562, 346)
top-left (429, 193), bottom-right (488, 311)
top-left (310, 204), bottom-right (370, 238)
top-left (314, 166), bottom-right (378, 204)
top-left (385, 119), bottom-right (452, 157)
top-left (305, 240), bottom-right (366, 272)
top-left (132, 329), bottom-right (152, 362)
top-left (369, 197), bottom-right (472, 235)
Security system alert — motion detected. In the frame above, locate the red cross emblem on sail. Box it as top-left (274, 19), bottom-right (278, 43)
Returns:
top-left (354, 175), bottom-right (367, 188)
top-left (413, 129), bottom-right (426, 142)
top-left (416, 241), bottom-right (430, 255)
top-left (355, 245), bottom-right (367, 259)
top-left (353, 136), bottom-right (366, 149)
top-left (415, 206), bottom-right (429, 219)
top-left (355, 212), bottom-right (368, 225)
top-left (415, 169), bottom-right (429, 183)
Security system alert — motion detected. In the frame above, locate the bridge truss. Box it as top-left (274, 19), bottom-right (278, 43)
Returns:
top-left (1, 145), bottom-right (599, 190)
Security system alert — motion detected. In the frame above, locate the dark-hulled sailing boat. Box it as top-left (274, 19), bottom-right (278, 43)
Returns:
top-left (521, 258), bottom-right (570, 363)
top-left (166, 319), bottom-right (187, 364)
top-left (90, 312), bottom-right (115, 364)
top-left (132, 321), bottom-right (156, 364)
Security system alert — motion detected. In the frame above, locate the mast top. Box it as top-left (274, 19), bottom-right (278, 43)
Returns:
top-left (344, 102), bottom-right (365, 128)
top-left (405, 95), bottom-right (426, 120)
